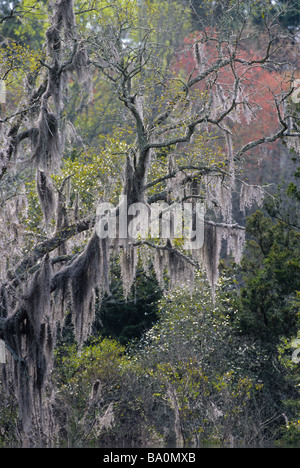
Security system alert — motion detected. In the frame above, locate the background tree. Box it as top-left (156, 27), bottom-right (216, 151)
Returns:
top-left (236, 98), bottom-right (300, 345)
top-left (237, 210), bottom-right (300, 343)
top-left (51, 274), bottom-right (288, 447)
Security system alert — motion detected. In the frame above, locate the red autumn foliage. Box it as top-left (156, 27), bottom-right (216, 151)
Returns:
top-left (172, 31), bottom-right (294, 183)
top-left (176, 32), bottom-right (289, 141)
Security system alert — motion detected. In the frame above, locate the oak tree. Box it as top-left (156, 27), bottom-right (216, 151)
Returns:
top-left (0, 0), bottom-right (299, 443)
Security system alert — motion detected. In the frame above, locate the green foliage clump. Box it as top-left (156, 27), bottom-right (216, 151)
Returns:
top-left (52, 275), bottom-right (274, 447)
top-left (237, 210), bottom-right (300, 343)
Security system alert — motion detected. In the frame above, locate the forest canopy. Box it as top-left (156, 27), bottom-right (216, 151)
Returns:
top-left (0, 0), bottom-right (299, 448)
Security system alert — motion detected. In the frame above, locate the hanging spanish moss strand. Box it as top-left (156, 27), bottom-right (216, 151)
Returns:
top-left (226, 228), bottom-right (245, 265)
top-left (243, 100), bottom-right (254, 125)
top-left (53, 0), bottom-right (91, 89)
top-left (166, 247), bottom-right (194, 292)
top-left (122, 153), bottom-right (144, 205)
top-left (153, 248), bottom-right (167, 291)
top-left (198, 223), bottom-right (223, 297)
top-left (48, 65), bottom-right (67, 114)
top-left (240, 182), bottom-right (265, 213)
top-left (33, 103), bottom-right (60, 171)
top-left (72, 41), bottom-right (91, 85)
top-left (120, 242), bottom-right (138, 299)
top-left (205, 176), bottom-right (232, 223)
top-left (219, 183), bottom-right (233, 223)
top-left (46, 1), bottom-right (67, 113)
top-left (0, 0), bottom-right (93, 443)
top-left (225, 130), bottom-right (235, 190)
top-left (4, 255), bottom-right (54, 437)
top-left (0, 193), bottom-right (27, 281)
top-left (193, 42), bottom-right (205, 74)
top-left (151, 243), bottom-right (195, 294)
top-left (36, 0), bottom-right (91, 166)
top-left (36, 170), bottom-right (57, 227)
top-left (139, 245), bottom-right (151, 276)
top-left (0, 149), bottom-right (7, 174)
top-left (68, 234), bottom-right (110, 345)
top-left (56, 0), bottom-right (76, 37)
